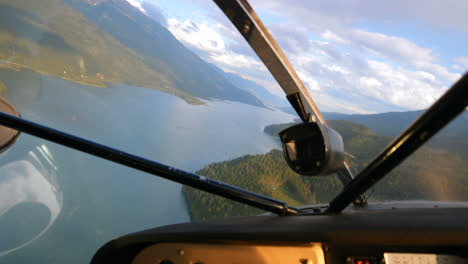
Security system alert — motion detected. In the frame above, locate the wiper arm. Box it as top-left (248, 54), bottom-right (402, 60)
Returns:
top-left (214, 0), bottom-right (365, 206)
top-left (327, 72), bottom-right (468, 213)
top-left (0, 112), bottom-right (300, 216)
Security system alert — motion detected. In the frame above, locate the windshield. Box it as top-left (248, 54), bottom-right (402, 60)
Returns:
top-left (0, 0), bottom-right (467, 263)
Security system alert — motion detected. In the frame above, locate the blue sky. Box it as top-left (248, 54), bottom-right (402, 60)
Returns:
top-left (127, 0), bottom-right (468, 114)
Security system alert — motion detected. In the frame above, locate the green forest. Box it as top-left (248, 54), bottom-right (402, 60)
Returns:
top-left (183, 120), bottom-right (468, 221)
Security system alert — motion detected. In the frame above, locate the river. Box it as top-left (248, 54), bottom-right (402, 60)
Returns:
top-left (0, 69), bottom-right (295, 263)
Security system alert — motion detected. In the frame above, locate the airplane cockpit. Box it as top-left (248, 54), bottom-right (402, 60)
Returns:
top-left (0, 0), bottom-right (467, 263)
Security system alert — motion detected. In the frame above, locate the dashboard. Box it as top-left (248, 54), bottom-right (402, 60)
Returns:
top-left (131, 242), bottom-right (465, 264)
top-left (132, 242), bottom-right (324, 264)
top-left (91, 203), bottom-right (468, 264)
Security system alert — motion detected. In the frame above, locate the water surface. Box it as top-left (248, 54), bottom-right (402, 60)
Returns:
top-left (0, 70), bottom-right (295, 263)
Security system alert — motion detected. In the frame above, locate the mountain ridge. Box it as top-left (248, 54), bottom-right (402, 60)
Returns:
top-left (205, 62), bottom-right (286, 107)
top-left (61, 0), bottom-right (266, 107)
top-left (0, 0), bottom-right (271, 107)
top-left (279, 106), bottom-right (467, 138)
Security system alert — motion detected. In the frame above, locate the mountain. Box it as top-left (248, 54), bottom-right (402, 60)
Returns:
top-left (184, 120), bottom-right (468, 220)
top-left (0, 0), bottom-right (200, 102)
top-left (61, 0), bottom-right (264, 107)
top-left (278, 107), bottom-right (468, 138)
top-left (218, 69), bottom-right (287, 107)
top-left (276, 106), bottom-right (297, 116)
top-left (321, 110), bottom-right (468, 160)
top-left (321, 110), bottom-right (468, 138)
top-left (0, 0), bottom-right (264, 106)
top-left (265, 114), bottom-right (468, 161)
top-left (277, 107), bottom-right (468, 160)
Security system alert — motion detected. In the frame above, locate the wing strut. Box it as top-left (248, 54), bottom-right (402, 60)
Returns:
top-left (213, 0), bottom-right (365, 206)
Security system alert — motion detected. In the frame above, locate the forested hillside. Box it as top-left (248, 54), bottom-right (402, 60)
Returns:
top-left (182, 149), bottom-right (342, 220)
top-left (183, 120), bottom-right (468, 221)
top-left (0, 0), bottom-right (266, 106)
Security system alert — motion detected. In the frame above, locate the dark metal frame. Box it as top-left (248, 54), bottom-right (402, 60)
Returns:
top-left (214, 0), bottom-right (468, 213)
top-left (0, 0), bottom-right (465, 217)
top-left (0, 112), bottom-right (300, 216)
top-left (327, 73), bottom-right (468, 213)
top-left (213, 0), bottom-right (365, 206)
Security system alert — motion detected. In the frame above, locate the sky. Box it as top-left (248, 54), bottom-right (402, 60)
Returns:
top-left (126, 0), bottom-right (468, 114)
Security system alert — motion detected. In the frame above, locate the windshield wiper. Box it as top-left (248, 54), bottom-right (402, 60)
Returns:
top-left (0, 112), bottom-right (300, 216)
top-left (214, 0), bottom-right (365, 206)
top-left (0, 0), bottom-right (354, 217)
top-left (327, 72), bottom-right (468, 213)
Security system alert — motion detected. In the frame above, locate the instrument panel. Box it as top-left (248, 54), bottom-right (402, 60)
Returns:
top-left (131, 243), bottom-right (466, 264)
top-left (91, 205), bottom-right (468, 264)
top-left (132, 242), bottom-right (325, 264)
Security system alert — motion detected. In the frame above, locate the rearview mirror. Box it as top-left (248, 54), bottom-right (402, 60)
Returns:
top-left (279, 122), bottom-right (344, 176)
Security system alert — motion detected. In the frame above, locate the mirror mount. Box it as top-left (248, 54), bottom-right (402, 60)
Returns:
top-left (279, 121), bottom-right (345, 176)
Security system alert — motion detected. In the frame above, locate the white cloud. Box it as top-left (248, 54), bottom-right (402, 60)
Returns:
top-left (251, 0), bottom-right (468, 33)
top-left (350, 29), bottom-right (432, 65)
top-left (126, 0), bottom-right (146, 13)
top-left (365, 60), bottom-right (445, 109)
top-left (168, 18), bottom-right (225, 54)
top-left (454, 57), bottom-right (468, 69)
top-left (321, 30), bottom-right (348, 45)
top-left (417, 63), bottom-right (461, 82)
top-left (211, 53), bottom-right (263, 69)
top-left (246, 0), bottom-right (465, 112)
top-left (339, 29), bottom-right (461, 82)
top-left (167, 18), bottom-right (266, 71)
top-left (131, 0), bottom-right (466, 113)
top-left (326, 65), bottom-right (350, 75)
top-left (283, 31), bottom-right (452, 111)
top-left (166, 16), bottom-right (284, 96)
top-left (289, 28), bottom-right (460, 110)
top-left (266, 24), bottom-right (457, 109)
top-left (359, 77), bottom-right (382, 90)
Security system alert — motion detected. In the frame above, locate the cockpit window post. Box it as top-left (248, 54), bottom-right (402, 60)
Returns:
top-left (327, 72), bottom-right (468, 213)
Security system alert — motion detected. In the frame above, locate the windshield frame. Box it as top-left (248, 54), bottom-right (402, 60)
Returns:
top-left (326, 73), bottom-right (468, 213)
top-left (212, 0), bottom-right (467, 212)
top-left (0, 0), bottom-right (466, 217)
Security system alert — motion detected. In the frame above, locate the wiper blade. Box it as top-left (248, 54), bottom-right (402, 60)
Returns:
top-left (327, 72), bottom-right (468, 213)
top-left (0, 112), bottom-right (300, 216)
top-left (214, 0), bottom-right (365, 206)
